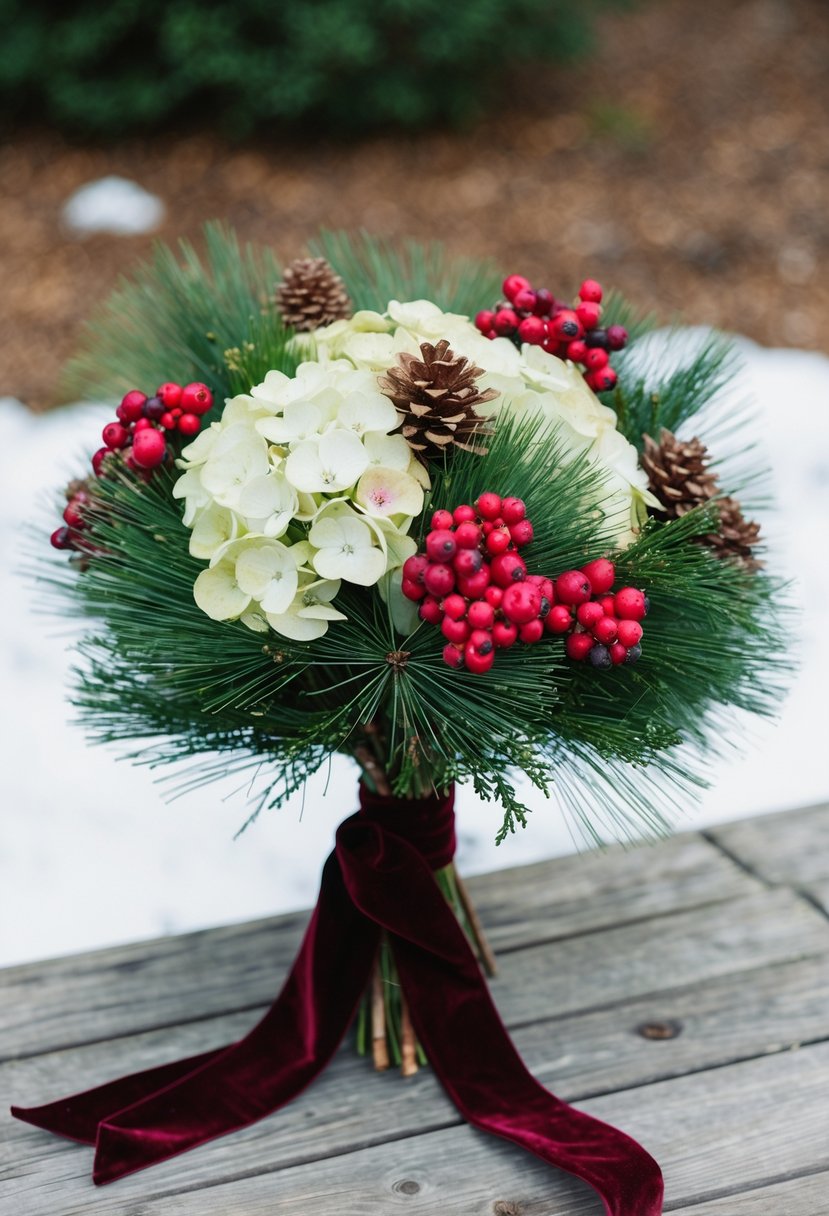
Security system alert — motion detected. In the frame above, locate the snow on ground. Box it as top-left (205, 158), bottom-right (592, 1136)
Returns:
top-left (61, 177), bottom-right (165, 237)
top-left (2, 337), bottom-right (828, 967)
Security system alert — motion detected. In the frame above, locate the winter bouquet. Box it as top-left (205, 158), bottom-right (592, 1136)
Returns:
top-left (13, 228), bottom-right (785, 1213)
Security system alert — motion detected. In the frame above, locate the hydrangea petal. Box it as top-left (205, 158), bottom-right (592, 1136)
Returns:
top-left (193, 562), bottom-right (251, 621)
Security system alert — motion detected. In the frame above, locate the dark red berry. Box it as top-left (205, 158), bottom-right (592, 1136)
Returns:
top-left (474, 310), bottom-right (495, 334)
top-left (91, 447), bottom-right (112, 477)
top-left (585, 327), bottom-right (610, 350)
top-left (566, 632), bottom-right (594, 660)
top-left (584, 348), bottom-right (609, 371)
top-left (102, 422), bottom-right (129, 450)
top-left (467, 600), bottom-right (495, 630)
top-left (577, 601), bottom-right (604, 629)
top-left (50, 526), bottom-right (72, 550)
top-left (492, 620), bottom-right (518, 647)
top-left (441, 616), bottom-right (470, 644)
top-left (464, 646), bottom-right (495, 675)
top-left (485, 528), bottom-right (511, 556)
top-left (532, 288), bottom-right (554, 316)
top-left (426, 529), bottom-right (457, 562)
top-left (180, 383), bottom-right (214, 416)
top-left (442, 593), bottom-right (467, 621)
top-left (607, 324), bottom-right (628, 351)
top-left (144, 396), bottom-right (165, 422)
top-left (509, 519), bottom-right (534, 547)
top-left (545, 605), bottom-right (573, 634)
top-left (119, 390), bottom-right (147, 422)
top-left (476, 492), bottom-right (502, 520)
top-left (586, 367), bottom-right (618, 393)
top-left (609, 641), bottom-right (628, 666)
top-left (493, 308), bottom-right (519, 336)
top-left (454, 520), bottom-right (482, 548)
top-left (581, 557), bottom-right (616, 595)
top-left (518, 618), bottom-right (544, 644)
top-left (500, 497), bottom-right (526, 525)
top-left (614, 587), bottom-right (647, 621)
top-left (453, 547), bottom-right (483, 577)
top-left (131, 427), bottom-right (167, 469)
top-left (157, 382), bottom-right (183, 407)
top-left (178, 413), bottom-right (201, 437)
top-left (484, 585), bottom-right (504, 609)
top-left (501, 583), bottom-right (542, 625)
top-left (401, 577), bottom-right (426, 601)
top-left (423, 564), bottom-right (455, 597)
top-left (518, 315), bottom-right (546, 344)
top-left (502, 274), bottom-right (531, 303)
top-left (617, 619), bottom-right (643, 648)
top-left (555, 570), bottom-right (592, 606)
top-left (593, 616), bottom-right (619, 644)
top-left (576, 301), bottom-right (602, 329)
top-left (456, 569), bottom-right (491, 598)
top-left (62, 499), bottom-right (86, 529)
top-left (490, 553), bottom-right (527, 587)
top-left (419, 596), bottom-right (443, 624)
top-left (453, 504), bottom-right (476, 525)
top-left (551, 310), bottom-right (583, 340)
top-left (403, 554), bottom-right (430, 584)
top-left (431, 509), bottom-right (454, 530)
top-left (578, 279), bottom-right (603, 304)
top-left (566, 339), bottom-right (588, 363)
top-left (443, 643), bottom-right (464, 669)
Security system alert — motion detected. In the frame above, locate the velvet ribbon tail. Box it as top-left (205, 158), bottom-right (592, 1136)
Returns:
top-left (12, 787), bottom-right (663, 1214)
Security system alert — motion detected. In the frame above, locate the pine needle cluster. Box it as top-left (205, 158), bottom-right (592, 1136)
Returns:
top-left (45, 228), bottom-right (790, 845)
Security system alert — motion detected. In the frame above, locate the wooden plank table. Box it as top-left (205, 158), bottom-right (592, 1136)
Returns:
top-left (2, 803), bottom-right (828, 1214)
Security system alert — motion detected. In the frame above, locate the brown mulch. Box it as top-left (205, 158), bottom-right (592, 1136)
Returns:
top-left (2, 0), bottom-right (829, 411)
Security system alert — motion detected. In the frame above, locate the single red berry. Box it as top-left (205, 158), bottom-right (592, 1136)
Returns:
top-left (484, 585), bottom-right (504, 609)
top-left (419, 596), bottom-right (443, 624)
top-left (160, 411), bottom-right (177, 430)
top-left (157, 382), bottom-right (183, 407)
top-left (482, 520), bottom-right (494, 535)
top-left (403, 554), bottom-right (430, 584)
top-left (502, 274), bottom-right (531, 303)
top-left (566, 339), bottom-right (588, 364)
top-left (493, 308), bottom-right (519, 336)
top-left (50, 525), bottom-right (72, 550)
top-left (614, 587), bottom-right (647, 621)
top-left (578, 279), bottom-right (603, 304)
top-left (566, 632), bottom-right (595, 661)
top-left (501, 582), bottom-right (542, 625)
top-left (119, 390), bottom-right (147, 422)
top-left (532, 288), bottom-right (554, 316)
top-left (517, 315), bottom-right (546, 345)
top-left (131, 427), bottom-right (167, 469)
top-left (600, 594), bottom-right (617, 616)
top-left (584, 348), bottom-right (609, 371)
top-left (500, 497), bottom-right (526, 525)
top-left (453, 547), bottom-right (483, 577)
top-left (180, 382), bottom-right (214, 416)
top-left (576, 300), bottom-right (602, 329)
top-left (509, 519), bottom-right (534, 547)
top-left (91, 447), bottom-right (112, 477)
top-left (443, 643), bottom-right (464, 669)
top-left (550, 310), bottom-right (584, 341)
top-left (485, 528), bottom-right (511, 556)
top-left (467, 600), bottom-right (495, 630)
top-left (577, 601), bottom-right (604, 629)
top-left (519, 618), bottom-right (545, 644)
top-left (607, 324), bottom-right (628, 351)
top-left (476, 491), bottom-right (502, 520)
top-left (178, 413), bottom-right (201, 437)
top-left (467, 628), bottom-right (494, 655)
top-left (426, 529), bottom-right (457, 562)
top-left (513, 288), bottom-right (537, 313)
top-left (586, 367), bottom-right (618, 393)
top-left (102, 421), bottom-right (129, 450)
top-left (453, 504), bottom-right (476, 525)
top-left (490, 552), bottom-right (527, 587)
top-left (609, 641), bottom-right (628, 666)
top-left (581, 557), bottom-right (616, 595)
top-left (617, 619), bottom-right (643, 648)
top-left (431, 509), bottom-right (454, 531)
top-left (464, 646), bottom-right (495, 675)
top-left (555, 569), bottom-right (592, 606)
top-left (457, 569), bottom-right (491, 598)
top-left (443, 593), bottom-right (467, 621)
top-left (474, 309), bottom-right (495, 334)
top-left (526, 574), bottom-right (554, 606)
top-left (133, 417), bottom-right (153, 431)
top-left (593, 615), bottom-right (619, 644)
top-left (62, 498), bottom-right (86, 529)
top-left (454, 520), bottom-right (482, 549)
top-left (423, 563), bottom-right (455, 597)
top-left (492, 620), bottom-right (518, 647)
top-left (546, 605), bottom-right (573, 633)
top-left (442, 616), bottom-right (470, 644)
top-left (401, 577), bottom-right (426, 601)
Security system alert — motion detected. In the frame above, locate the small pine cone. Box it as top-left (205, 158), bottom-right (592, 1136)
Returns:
top-left (378, 339), bottom-right (498, 463)
top-left (274, 256), bottom-right (352, 332)
top-left (701, 496), bottom-right (763, 571)
top-left (641, 428), bottom-right (719, 517)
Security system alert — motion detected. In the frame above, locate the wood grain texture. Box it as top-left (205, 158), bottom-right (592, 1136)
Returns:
top-left (710, 801), bottom-right (829, 887)
top-left (2, 811), bottom-right (828, 1215)
top-left (7, 1044), bottom-right (828, 1216)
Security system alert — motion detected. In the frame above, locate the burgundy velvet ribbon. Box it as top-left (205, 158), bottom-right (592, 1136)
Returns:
top-left (11, 785), bottom-right (663, 1214)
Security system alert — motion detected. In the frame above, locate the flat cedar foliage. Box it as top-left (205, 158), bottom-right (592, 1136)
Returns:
top-left (45, 228), bottom-right (788, 845)
top-left (0, 0), bottom-right (618, 137)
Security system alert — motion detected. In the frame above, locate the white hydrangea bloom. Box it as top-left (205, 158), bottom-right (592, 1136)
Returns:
top-left (177, 366), bottom-right (427, 640)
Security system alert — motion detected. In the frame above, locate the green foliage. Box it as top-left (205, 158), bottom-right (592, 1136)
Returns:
top-left (0, 0), bottom-right (619, 139)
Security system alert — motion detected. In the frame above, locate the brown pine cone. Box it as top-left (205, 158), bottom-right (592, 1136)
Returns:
top-left (274, 256), bottom-right (352, 332)
top-left (641, 428), bottom-right (719, 518)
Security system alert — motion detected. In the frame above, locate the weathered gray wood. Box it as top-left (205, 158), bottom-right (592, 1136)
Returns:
top-left (671, 1172), bottom-right (829, 1214)
top-left (4, 952), bottom-right (829, 1207)
top-left (710, 801), bottom-right (829, 887)
top-left (2, 882), bottom-right (821, 1063)
top-left (8, 1044), bottom-right (828, 1215)
top-left (465, 832), bottom-right (756, 949)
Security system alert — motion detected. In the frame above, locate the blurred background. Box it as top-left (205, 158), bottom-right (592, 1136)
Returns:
top-left (2, 0), bottom-right (828, 966)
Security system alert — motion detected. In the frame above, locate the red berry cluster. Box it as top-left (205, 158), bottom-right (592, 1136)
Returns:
top-left (50, 381), bottom-right (213, 554)
top-left (544, 559), bottom-right (646, 669)
top-left (474, 275), bottom-right (628, 394)
top-left (400, 494), bottom-right (647, 674)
